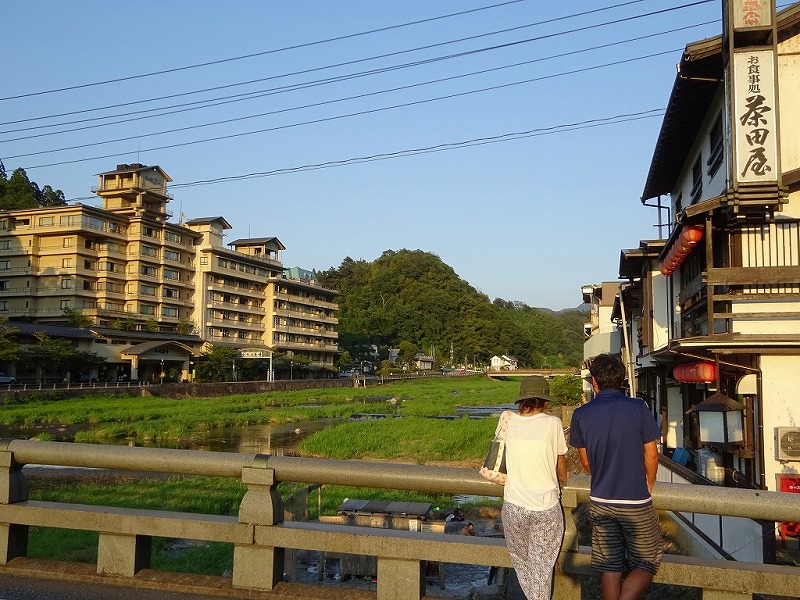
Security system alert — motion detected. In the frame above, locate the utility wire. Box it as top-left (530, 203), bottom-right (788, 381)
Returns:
top-left (59, 108), bottom-right (662, 200)
top-left (0, 0), bottom-right (709, 121)
top-left (0, 0), bottom-right (531, 102)
top-left (17, 49), bottom-right (676, 169)
top-left (0, 19), bottom-right (714, 142)
top-left (171, 111), bottom-right (664, 187)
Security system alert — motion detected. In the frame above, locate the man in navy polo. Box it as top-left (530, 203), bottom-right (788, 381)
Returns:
top-left (570, 353), bottom-right (662, 600)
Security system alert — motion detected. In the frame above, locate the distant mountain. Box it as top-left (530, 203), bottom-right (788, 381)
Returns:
top-left (317, 250), bottom-right (583, 368)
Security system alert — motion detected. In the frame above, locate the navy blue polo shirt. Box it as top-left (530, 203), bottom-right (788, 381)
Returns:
top-left (569, 389), bottom-right (660, 506)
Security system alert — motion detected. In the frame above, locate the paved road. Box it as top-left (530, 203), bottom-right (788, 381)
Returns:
top-left (0, 574), bottom-right (223, 600)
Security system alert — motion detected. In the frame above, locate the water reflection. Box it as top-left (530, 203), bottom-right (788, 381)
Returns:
top-left (0, 419), bottom-right (342, 454)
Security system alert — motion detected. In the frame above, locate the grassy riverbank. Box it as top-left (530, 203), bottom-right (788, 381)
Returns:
top-left (0, 375), bottom-right (518, 451)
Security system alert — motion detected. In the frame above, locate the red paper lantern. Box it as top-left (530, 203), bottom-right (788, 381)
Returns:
top-left (673, 362), bottom-right (717, 383)
top-left (659, 225), bottom-right (704, 276)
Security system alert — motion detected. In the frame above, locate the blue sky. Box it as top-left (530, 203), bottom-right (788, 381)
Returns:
top-left (1, 1), bottom-right (731, 310)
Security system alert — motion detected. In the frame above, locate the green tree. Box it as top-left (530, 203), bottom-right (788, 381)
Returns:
top-left (175, 319), bottom-right (195, 335)
top-left (0, 319), bottom-right (19, 365)
top-left (337, 350), bottom-right (353, 370)
top-left (62, 308), bottom-right (94, 328)
top-left (18, 333), bottom-right (75, 383)
top-left (548, 374), bottom-right (583, 405)
top-left (398, 341), bottom-right (417, 366)
top-left (0, 167), bottom-right (67, 210)
top-left (195, 346), bottom-right (240, 382)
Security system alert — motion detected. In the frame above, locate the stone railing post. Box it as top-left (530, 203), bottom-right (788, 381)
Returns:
top-left (0, 440), bottom-right (29, 564)
top-left (233, 456), bottom-right (284, 591)
top-left (553, 487), bottom-right (582, 600)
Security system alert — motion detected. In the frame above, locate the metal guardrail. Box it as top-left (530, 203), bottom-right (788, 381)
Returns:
top-left (1, 438), bottom-right (799, 600)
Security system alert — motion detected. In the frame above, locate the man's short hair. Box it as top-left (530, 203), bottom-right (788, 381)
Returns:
top-left (589, 353), bottom-right (626, 390)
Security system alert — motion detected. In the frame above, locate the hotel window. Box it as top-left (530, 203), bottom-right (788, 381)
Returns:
top-left (0, 301), bottom-right (7, 311)
top-left (39, 217), bottom-right (54, 226)
top-left (141, 285), bottom-right (156, 296)
top-left (62, 258), bottom-right (73, 268)
top-left (140, 265), bottom-right (157, 277)
top-left (60, 299), bottom-right (71, 309)
top-left (164, 250), bottom-right (179, 262)
top-left (0, 261), bottom-right (10, 271)
top-left (163, 287), bottom-right (179, 299)
top-left (141, 245), bottom-right (158, 258)
top-left (165, 231), bottom-right (181, 243)
top-left (143, 226), bottom-right (156, 238)
top-left (707, 113), bottom-right (724, 177)
top-left (163, 268), bottom-right (179, 280)
top-left (0, 241), bottom-right (8, 251)
top-left (61, 278), bottom-right (73, 289)
top-left (99, 262), bottom-right (116, 272)
top-left (59, 215), bottom-right (79, 226)
top-left (200, 257), bottom-right (208, 265)
top-left (162, 307), bottom-right (178, 318)
top-left (139, 304), bottom-right (155, 315)
top-left (0, 280), bottom-right (10, 291)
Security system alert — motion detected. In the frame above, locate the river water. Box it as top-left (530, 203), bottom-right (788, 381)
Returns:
top-left (0, 404), bottom-right (514, 455)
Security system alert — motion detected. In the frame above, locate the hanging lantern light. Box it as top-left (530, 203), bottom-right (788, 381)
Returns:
top-left (660, 225), bottom-right (704, 276)
top-left (686, 392), bottom-right (745, 446)
top-left (673, 362), bottom-right (717, 383)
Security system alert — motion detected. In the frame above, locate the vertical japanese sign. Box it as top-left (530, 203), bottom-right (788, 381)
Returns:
top-left (732, 0), bottom-right (772, 29)
top-left (732, 50), bottom-right (778, 184)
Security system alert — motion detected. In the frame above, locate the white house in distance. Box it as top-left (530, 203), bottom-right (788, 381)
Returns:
top-left (489, 355), bottom-right (518, 371)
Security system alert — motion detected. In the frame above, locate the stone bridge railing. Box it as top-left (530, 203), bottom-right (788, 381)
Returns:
top-left (1, 438), bottom-right (799, 600)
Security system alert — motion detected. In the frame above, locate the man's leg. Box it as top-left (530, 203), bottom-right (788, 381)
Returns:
top-left (618, 568), bottom-right (654, 600)
top-left (601, 571), bottom-right (622, 600)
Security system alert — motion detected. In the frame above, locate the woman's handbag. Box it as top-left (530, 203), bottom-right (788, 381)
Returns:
top-left (479, 410), bottom-right (511, 484)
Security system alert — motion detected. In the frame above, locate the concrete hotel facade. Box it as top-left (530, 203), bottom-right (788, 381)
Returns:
top-left (0, 163), bottom-right (338, 376)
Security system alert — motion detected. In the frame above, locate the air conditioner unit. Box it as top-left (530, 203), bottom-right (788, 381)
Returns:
top-left (776, 427), bottom-right (800, 461)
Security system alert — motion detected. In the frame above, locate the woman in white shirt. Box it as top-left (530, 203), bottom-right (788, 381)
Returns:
top-left (498, 379), bottom-right (569, 600)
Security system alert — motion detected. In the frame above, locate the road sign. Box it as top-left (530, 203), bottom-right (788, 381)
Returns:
top-left (239, 350), bottom-right (271, 359)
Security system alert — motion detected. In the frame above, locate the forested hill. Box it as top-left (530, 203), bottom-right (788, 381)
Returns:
top-left (316, 249), bottom-right (585, 369)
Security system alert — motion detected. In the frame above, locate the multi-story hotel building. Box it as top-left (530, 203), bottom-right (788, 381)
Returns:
top-left (0, 163), bottom-right (338, 378)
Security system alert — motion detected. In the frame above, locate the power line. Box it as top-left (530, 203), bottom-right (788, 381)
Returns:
top-left (17, 49), bottom-right (676, 170)
top-left (0, 18), bottom-right (714, 142)
top-left (59, 108), bottom-right (661, 200)
top-left (0, 1), bottom-right (532, 102)
top-left (0, 0), bottom-right (708, 121)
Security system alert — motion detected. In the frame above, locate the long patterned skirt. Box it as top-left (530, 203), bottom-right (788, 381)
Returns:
top-left (501, 501), bottom-right (565, 600)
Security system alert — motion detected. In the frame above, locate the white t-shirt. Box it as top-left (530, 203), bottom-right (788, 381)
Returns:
top-left (501, 411), bottom-right (568, 511)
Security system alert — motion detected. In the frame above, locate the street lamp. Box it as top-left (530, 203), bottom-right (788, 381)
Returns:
top-left (687, 392), bottom-right (745, 447)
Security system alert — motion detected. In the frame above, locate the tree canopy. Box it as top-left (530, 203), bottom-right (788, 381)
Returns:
top-left (317, 249), bottom-right (585, 369)
top-left (0, 162), bottom-right (66, 210)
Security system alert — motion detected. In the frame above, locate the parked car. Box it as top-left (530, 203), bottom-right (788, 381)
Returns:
top-left (0, 373), bottom-right (16, 384)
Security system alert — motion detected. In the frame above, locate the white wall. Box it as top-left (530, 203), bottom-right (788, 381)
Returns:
top-left (760, 355), bottom-right (800, 490)
top-left (650, 271), bottom-right (670, 351)
top-left (779, 32), bottom-right (800, 173)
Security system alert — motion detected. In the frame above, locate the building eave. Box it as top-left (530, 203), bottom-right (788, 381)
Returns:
top-left (641, 3), bottom-right (800, 202)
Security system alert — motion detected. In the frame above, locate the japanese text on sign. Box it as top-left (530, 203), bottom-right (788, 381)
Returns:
top-left (733, 50), bottom-right (778, 183)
